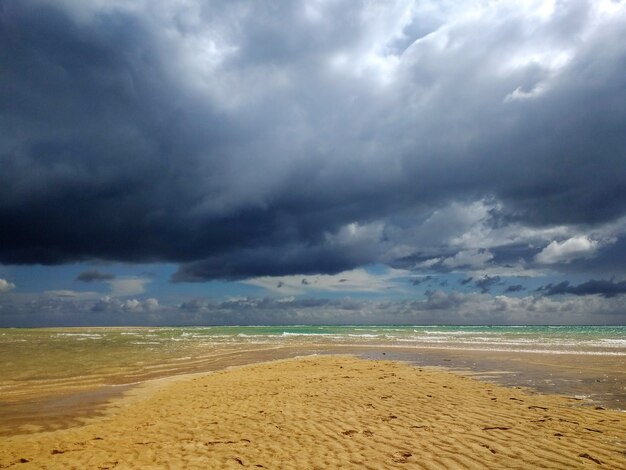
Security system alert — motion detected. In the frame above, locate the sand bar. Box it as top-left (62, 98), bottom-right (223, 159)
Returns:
top-left (1, 355), bottom-right (625, 469)
top-left (3, 343), bottom-right (626, 438)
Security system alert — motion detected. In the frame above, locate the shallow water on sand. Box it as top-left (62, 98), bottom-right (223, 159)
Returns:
top-left (1, 326), bottom-right (625, 435)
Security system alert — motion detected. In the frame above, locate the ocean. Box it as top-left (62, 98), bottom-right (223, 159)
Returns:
top-left (2, 325), bottom-right (625, 385)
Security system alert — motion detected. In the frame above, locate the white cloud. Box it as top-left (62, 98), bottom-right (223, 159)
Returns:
top-left (91, 296), bottom-right (161, 313)
top-left (43, 289), bottom-right (99, 300)
top-left (244, 267), bottom-right (410, 295)
top-left (144, 297), bottom-right (161, 311)
top-left (106, 277), bottom-right (150, 297)
top-left (414, 258), bottom-right (442, 269)
top-left (445, 199), bottom-right (571, 252)
top-left (535, 236), bottom-right (599, 264)
top-left (504, 84), bottom-right (547, 102)
top-left (0, 279), bottom-right (15, 293)
top-left (123, 299), bottom-right (143, 312)
top-left (442, 249), bottom-right (493, 269)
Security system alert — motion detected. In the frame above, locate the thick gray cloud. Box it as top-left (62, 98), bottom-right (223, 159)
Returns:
top-left (539, 279), bottom-right (626, 298)
top-left (77, 270), bottom-right (115, 282)
top-left (1, 0), bottom-right (625, 281)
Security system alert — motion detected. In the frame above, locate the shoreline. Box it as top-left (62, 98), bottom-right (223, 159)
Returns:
top-left (2, 343), bottom-right (625, 438)
top-left (2, 354), bottom-right (625, 469)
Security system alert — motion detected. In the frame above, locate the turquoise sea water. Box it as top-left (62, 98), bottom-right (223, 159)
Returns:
top-left (2, 325), bottom-right (624, 388)
top-left (3, 325), bottom-right (626, 369)
top-left (158, 324), bottom-right (626, 352)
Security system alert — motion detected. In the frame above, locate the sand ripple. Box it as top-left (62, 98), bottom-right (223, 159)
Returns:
top-left (1, 356), bottom-right (625, 469)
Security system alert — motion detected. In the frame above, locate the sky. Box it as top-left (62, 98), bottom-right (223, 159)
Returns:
top-left (1, 0), bottom-right (625, 326)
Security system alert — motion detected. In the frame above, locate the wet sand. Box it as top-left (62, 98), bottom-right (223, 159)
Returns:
top-left (0, 344), bottom-right (318, 436)
top-left (1, 355), bottom-right (625, 469)
top-left (2, 343), bottom-right (626, 438)
top-left (354, 345), bottom-right (626, 408)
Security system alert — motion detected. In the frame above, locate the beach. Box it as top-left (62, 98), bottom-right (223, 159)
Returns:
top-left (1, 355), bottom-right (625, 469)
top-left (1, 326), bottom-right (626, 468)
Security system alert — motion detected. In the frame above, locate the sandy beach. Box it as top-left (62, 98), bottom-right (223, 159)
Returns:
top-left (1, 355), bottom-right (625, 469)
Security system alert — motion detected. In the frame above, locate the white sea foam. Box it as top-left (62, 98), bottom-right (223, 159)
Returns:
top-left (599, 339), bottom-right (626, 346)
top-left (55, 333), bottom-right (103, 339)
top-left (336, 343), bottom-right (626, 356)
top-left (280, 332), bottom-right (339, 337)
top-left (422, 330), bottom-right (490, 336)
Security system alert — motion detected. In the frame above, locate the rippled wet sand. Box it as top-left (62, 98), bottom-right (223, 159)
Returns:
top-left (2, 356), bottom-right (626, 470)
top-left (1, 327), bottom-right (625, 436)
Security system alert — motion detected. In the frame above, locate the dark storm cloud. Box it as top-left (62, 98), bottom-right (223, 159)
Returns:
top-left (76, 270), bottom-right (115, 282)
top-left (1, 1), bottom-right (626, 280)
top-left (539, 279), bottom-right (626, 298)
top-left (171, 241), bottom-right (375, 281)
